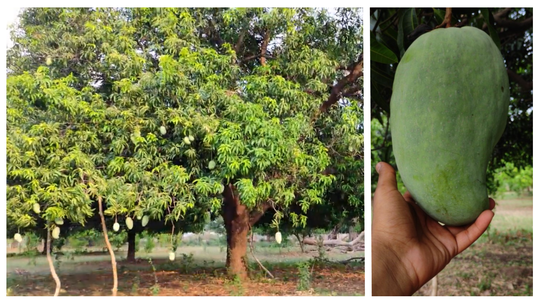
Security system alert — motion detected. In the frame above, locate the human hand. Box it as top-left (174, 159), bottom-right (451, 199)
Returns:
top-left (372, 162), bottom-right (495, 296)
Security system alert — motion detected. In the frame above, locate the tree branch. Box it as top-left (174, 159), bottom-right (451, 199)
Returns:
top-left (260, 30), bottom-right (270, 66)
top-left (249, 201), bottom-right (271, 226)
top-left (342, 83), bottom-right (361, 98)
top-left (507, 69), bottom-right (533, 92)
top-left (336, 60), bottom-right (360, 72)
top-left (496, 16), bottom-right (533, 31)
top-left (208, 18), bottom-right (225, 48)
top-left (234, 30), bottom-right (246, 55)
top-left (494, 8), bottom-right (513, 19)
top-left (313, 53), bottom-right (363, 121)
top-left (435, 8), bottom-right (453, 29)
top-left (240, 53), bottom-right (274, 63)
top-left (484, 8), bottom-right (532, 32)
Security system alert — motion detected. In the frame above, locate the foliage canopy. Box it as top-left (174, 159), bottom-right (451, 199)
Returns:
top-left (6, 8), bottom-right (364, 251)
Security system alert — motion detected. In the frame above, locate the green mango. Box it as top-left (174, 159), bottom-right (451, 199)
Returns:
top-left (142, 215), bottom-right (150, 227)
top-left (52, 226), bottom-right (61, 239)
top-left (126, 217), bottom-right (134, 230)
top-left (390, 27), bottom-right (509, 226)
top-left (32, 203), bottom-right (41, 214)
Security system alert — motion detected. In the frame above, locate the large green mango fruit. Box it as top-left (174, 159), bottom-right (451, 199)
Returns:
top-left (390, 26), bottom-right (509, 226)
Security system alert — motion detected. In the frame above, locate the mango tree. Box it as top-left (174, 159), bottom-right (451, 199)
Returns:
top-left (7, 7), bottom-right (363, 279)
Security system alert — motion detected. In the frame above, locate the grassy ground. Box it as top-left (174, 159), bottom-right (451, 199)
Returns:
top-left (490, 193), bottom-right (533, 232)
top-left (415, 194), bottom-right (533, 296)
top-left (6, 241), bottom-right (365, 296)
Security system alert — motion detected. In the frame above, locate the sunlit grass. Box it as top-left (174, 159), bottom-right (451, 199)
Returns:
top-left (490, 195), bottom-right (532, 232)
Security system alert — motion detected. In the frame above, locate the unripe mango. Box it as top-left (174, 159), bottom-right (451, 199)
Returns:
top-left (126, 217), bottom-right (134, 230)
top-left (390, 27), bottom-right (509, 226)
top-left (52, 226), bottom-right (61, 239)
top-left (142, 215), bottom-right (149, 227)
top-left (33, 203), bottom-right (41, 214)
top-left (275, 232), bottom-right (282, 244)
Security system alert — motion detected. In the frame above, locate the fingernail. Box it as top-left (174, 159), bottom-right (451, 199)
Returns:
top-left (376, 162), bottom-right (382, 173)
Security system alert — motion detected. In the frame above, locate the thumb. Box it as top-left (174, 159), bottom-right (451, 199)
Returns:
top-left (374, 162), bottom-right (398, 194)
top-left (373, 162), bottom-right (403, 219)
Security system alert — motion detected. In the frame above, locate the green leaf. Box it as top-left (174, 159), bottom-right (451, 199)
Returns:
top-left (397, 8), bottom-right (418, 57)
top-left (432, 8), bottom-right (446, 25)
top-left (481, 9), bottom-right (501, 49)
top-left (377, 29), bottom-right (399, 57)
top-left (371, 63), bottom-right (395, 89)
top-left (6, 7), bottom-right (366, 243)
top-left (371, 32), bottom-right (398, 64)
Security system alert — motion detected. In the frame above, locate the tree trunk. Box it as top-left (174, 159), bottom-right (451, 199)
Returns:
top-left (41, 230), bottom-right (52, 255)
top-left (46, 229), bottom-right (61, 296)
top-left (348, 225), bottom-right (358, 241)
top-left (98, 196), bottom-right (118, 296)
top-left (41, 237), bottom-right (48, 255)
top-left (222, 184), bottom-right (250, 280)
top-left (126, 229), bottom-right (136, 262)
top-left (329, 223), bottom-right (341, 239)
top-left (294, 233), bottom-right (305, 253)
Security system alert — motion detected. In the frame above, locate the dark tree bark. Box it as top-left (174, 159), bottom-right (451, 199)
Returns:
top-left (222, 184), bottom-right (250, 279)
top-left (40, 231), bottom-right (53, 255)
top-left (221, 184), bottom-right (272, 279)
top-left (312, 53), bottom-right (363, 122)
top-left (126, 229), bottom-right (136, 262)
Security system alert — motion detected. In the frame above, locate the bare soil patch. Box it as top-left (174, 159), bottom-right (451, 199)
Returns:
top-left (415, 231), bottom-right (533, 296)
top-left (7, 261), bottom-right (365, 296)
